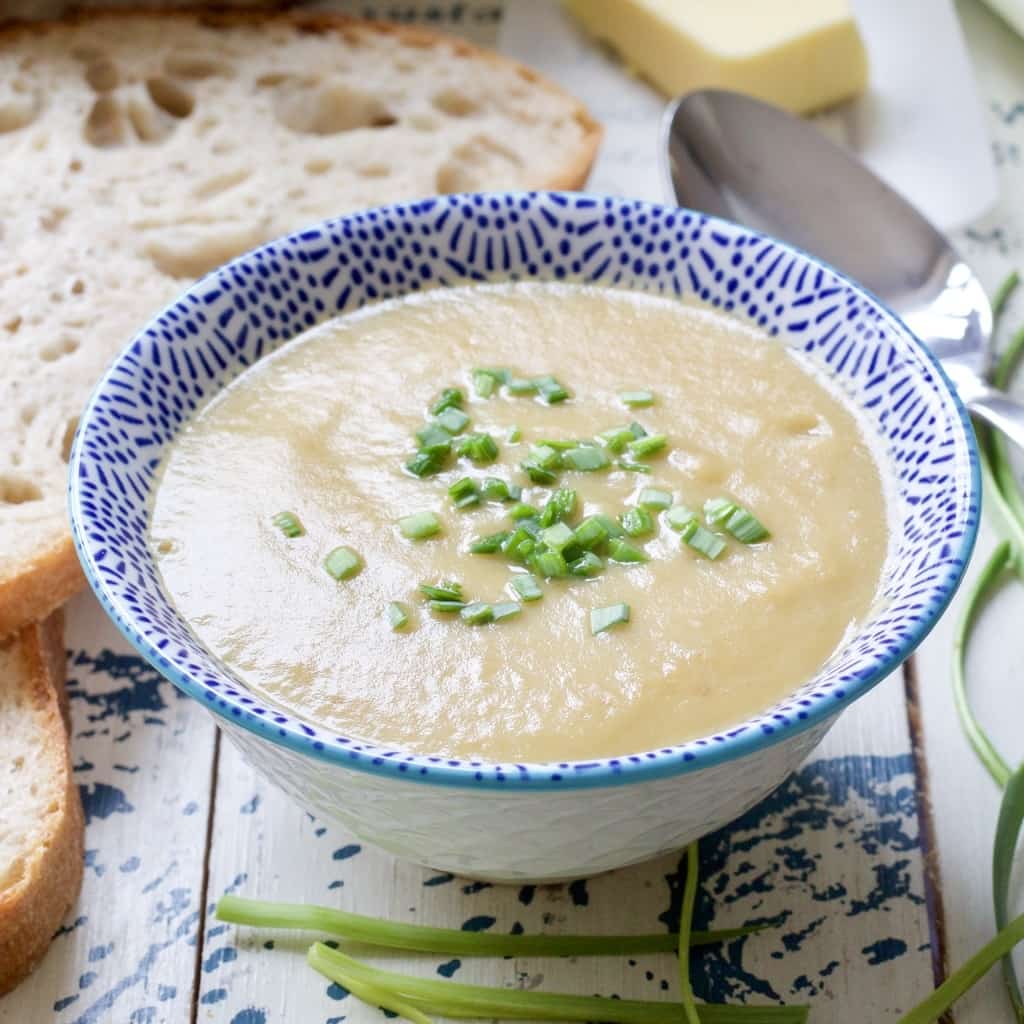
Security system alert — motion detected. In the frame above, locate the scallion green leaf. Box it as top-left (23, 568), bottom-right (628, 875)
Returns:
top-left (725, 507), bottom-right (770, 544)
top-left (460, 601), bottom-right (493, 625)
top-left (272, 511), bottom-right (304, 538)
top-left (502, 527), bottom-right (536, 562)
top-left (324, 546), bottom-right (362, 581)
top-left (574, 516), bottom-right (609, 551)
top-left (481, 477), bottom-right (512, 502)
top-left (562, 446), bottom-right (610, 472)
top-left (617, 460), bottom-right (652, 474)
top-left (398, 511), bottom-right (442, 540)
top-left (419, 581), bottom-right (463, 602)
top-left (621, 507), bottom-right (654, 538)
top-left (429, 600), bottom-right (466, 613)
top-left (507, 377), bottom-right (538, 395)
top-left (608, 538), bottom-right (648, 563)
top-left (704, 498), bottom-right (737, 528)
top-left (638, 488), bottom-right (673, 511)
top-left (666, 505), bottom-right (697, 532)
top-left (473, 368), bottom-right (507, 399)
top-left (620, 390), bottom-right (655, 408)
top-left (535, 375), bottom-right (570, 404)
top-left (540, 522), bottom-right (576, 552)
top-left (591, 602), bottom-right (630, 635)
top-left (387, 602), bottom-right (410, 631)
top-left (597, 426), bottom-right (635, 454)
top-left (592, 513), bottom-right (626, 539)
top-left (416, 423), bottom-right (454, 453)
top-left (406, 450), bottom-right (446, 478)
top-left (629, 421), bottom-right (648, 439)
top-left (469, 531), bottom-right (510, 554)
top-left (628, 434), bottom-right (667, 459)
top-left (533, 549), bottom-right (569, 578)
top-left (431, 387), bottom-right (464, 416)
top-left (539, 488), bottom-right (578, 527)
top-left (570, 552), bottom-right (605, 578)
top-left (509, 574), bottom-right (543, 602)
top-left (683, 524), bottom-right (726, 560)
top-left (509, 502), bottom-right (540, 521)
top-left (434, 407), bottom-right (470, 435)
top-left (448, 477), bottom-right (480, 509)
top-left (491, 601), bottom-right (522, 623)
top-left (507, 425), bottom-right (522, 443)
top-left (457, 433), bottom-right (499, 465)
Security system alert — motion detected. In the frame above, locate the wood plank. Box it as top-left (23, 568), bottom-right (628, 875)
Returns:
top-left (0, 593), bottom-right (218, 1024)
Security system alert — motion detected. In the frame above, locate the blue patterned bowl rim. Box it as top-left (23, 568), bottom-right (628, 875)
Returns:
top-left (68, 191), bottom-right (980, 791)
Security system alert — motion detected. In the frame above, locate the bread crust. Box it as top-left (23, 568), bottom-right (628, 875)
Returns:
top-left (0, 7), bottom-right (601, 642)
top-left (0, 611), bottom-right (84, 996)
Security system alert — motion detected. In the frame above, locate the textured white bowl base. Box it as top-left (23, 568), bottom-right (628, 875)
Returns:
top-left (223, 715), bottom-right (835, 883)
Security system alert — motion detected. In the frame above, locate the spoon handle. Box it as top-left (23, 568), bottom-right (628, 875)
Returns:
top-left (965, 385), bottom-right (1024, 454)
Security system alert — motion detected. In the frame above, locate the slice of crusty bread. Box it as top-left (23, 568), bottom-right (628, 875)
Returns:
top-left (0, 10), bottom-right (601, 639)
top-left (0, 611), bottom-right (84, 995)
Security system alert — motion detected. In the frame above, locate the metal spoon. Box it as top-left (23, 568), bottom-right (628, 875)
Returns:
top-left (663, 88), bottom-right (1024, 450)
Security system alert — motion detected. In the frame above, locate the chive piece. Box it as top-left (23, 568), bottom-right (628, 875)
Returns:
top-left (405, 450), bottom-right (446, 478)
top-left (491, 600), bottom-right (522, 622)
top-left (324, 546), bottom-right (362, 581)
top-left (597, 426), bottom-right (635, 454)
top-left (398, 511), bottom-right (441, 540)
top-left (507, 425), bottom-right (522, 443)
top-left (683, 524), bottom-right (726, 560)
top-left (562, 446), bottom-right (610, 472)
top-left (507, 377), bottom-right (538, 395)
top-left (593, 513), bottom-right (626, 539)
top-left (415, 424), bottom-right (453, 454)
top-left (529, 445), bottom-right (561, 470)
top-left (724, 506), bottom-right (770, 544)
top-left (431, 387), bottom-right (463, 415)
top-left (272, 510), bottom-right (304, 538)
top-left (533, 549), bottom-right (569, 578)
top-left (481, 477), bottom-right (511, 502)
top-left (448, 477), bottom-right (480, 509)
top-left (629, 421), bottom-right (648, 439)
top-left (591, 603), bottom-right (630, 635)
top-left (608, 538), bottom-right (648, 563)
top-left (430, 599), bottom-right (466, 613)
top-left (540, 522), bottom-right (576, 552)
top-left (419, 581), bottom-right (463, 602)
top-left (519, 517), bottom-right (541, 538)
top-left (509, 574), bottom-right (543, 602)
top-left (628, 434), bottom-right (667, 458)
top-left (535, 375), bottom-right (570, 404)
top-left (460, 601), bottom-right (494, 625)
top-left (703, 497), bottom-right (736, 527)
top-left (536, 439), bottom-right (579, 451)
top-left (509, 502), bottom-right (540, 520)
top-left (539, 488), bottom-right (578, 527)
top-left (666, 505), bottom-right (697, 532)
top-left (435, 407), bottom-right (470, 435)
top-left (457, 433), bottom-right (499, 465)
top-left (570, 552), bottom-right (605, 578)
top-left (521, 447), bottom-right (560, 483)
top-left (522, 462), bottom-right (558, 484)
top-left (618, 460), bottom-right (652, 474)
top-left (638, 488), bottom-right (672, 511)
top-left (620, 507), bottom-right (654, 538)
top-left (574, 516), bottom-right (609, 550)
top-left (501, 527), bottom-right (536, 562)
top-left (469, 531), bottom-right (510, 554)
top-left (620, 390), bottom-right (654, 408)
top-left (387, 602), bottom-right (410, 631)
top-left (473, 368), bottom-right (507, 398)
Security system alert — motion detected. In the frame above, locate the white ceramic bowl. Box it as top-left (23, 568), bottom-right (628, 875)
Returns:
top-left (69, 192), bottom-right (979, 882)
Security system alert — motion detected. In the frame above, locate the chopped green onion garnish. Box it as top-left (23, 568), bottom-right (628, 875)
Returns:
top-left (535, 375), bottom-right (570, 404)
top-left (456, 433), bottom-right (499, 464)
top-left (419, 581), bottom-right (463, 602)
top-left (324, 546), bottom-right (362, 581)
top-left (682, 523), bottom-right (726, 560)
top-left (533, 549), bottom-right (569, 578)
top-left (666, 505), bottom-right (697, 532)
top-left (272, 510), bottom-right (304, 538)
top-left (473, 368), bottom-right (507, 399)
top-left (387, 602), bottom-right (410, 631)
top-left (617, 460), bottom-right (652, 474)
top-left (429, 599), bottom-right (466, 613)
top-left (591, 602), bottom-right (630, 635)
top-left (501, 527), bottom-right (536, 562)
top-left (724, 505), bottom-right (770, 543)
top-left (481, 477), bottom-right (512, 502)
top-left (537, 439), bottom-right (580, 451)
top-left (460, 601), bottom-right (493, 625)
top-left (448, 477), bottom-right (480, 509)
top-left (574, 516), bottom-right (609, 550)
top-left (703, 498), bottom-right (736, 527)
top-left (597, 426), bottom-right (635, 454)
top-left (529, 445), bottom-right (561, 469)
top-left (522, 462), bottom-right (558, 484)
top-left (415, 423), bottom-right (453, 453)
top-left (620, 506), bottom-right (654, 538)
top-left (507, 377), bottom-right (538, 395)
top-left (521, 446), bottom-right (560, 483)
top-left (540, 522), bottom-right (576, 552)
top-left (539, 488), bottom-right (578, 527)
top-left (562, 446), bottom-right (610, 472)
top-left (570, 552), bottom-right (605, 577)
top-left (435, 407), bottom-right (470, 435)
top-left (431, 387), bottom-right (463, 415)
top-left (405, 450), bottom-right (446, 478)
top-left (491, 600), bottom-right (522, 622)
top-left (397, 511), bottom-right (441, 540)
top-left (628, 434), bottom-right (667, 458)
top-left (507, 425), bottom-right (522, 443)
top-left (608, 538), bottom-right (648, 563)
top-left (469, 531), bottom-right (510, 554)
top-left (509, 502), bottom-right (540, 520)
top-left (509, 574), bottom-right (543, 602)
top-left (629, 421), bottom-right (648, 439)
top-left (620, 390), bottom-right (654, 408)
top-left (638, 488), bottom-right (672, 511)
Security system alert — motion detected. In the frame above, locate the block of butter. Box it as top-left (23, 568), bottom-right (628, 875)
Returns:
top-left (564, 0), bottom-right (868, 114)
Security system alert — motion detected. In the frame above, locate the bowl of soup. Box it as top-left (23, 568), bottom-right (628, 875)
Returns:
top-left (69, 192), bottom-right (979, 882)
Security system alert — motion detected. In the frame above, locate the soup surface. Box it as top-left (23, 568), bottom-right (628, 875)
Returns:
top-left (150, 282), bottom-right (888, 762)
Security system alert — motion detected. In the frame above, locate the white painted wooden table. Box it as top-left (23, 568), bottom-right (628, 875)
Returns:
top-left (4, 1), bottom-right (1024, 1021)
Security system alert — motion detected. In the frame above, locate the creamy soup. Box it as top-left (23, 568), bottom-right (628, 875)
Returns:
top-left (150, 283), bottom-right (888, 762)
